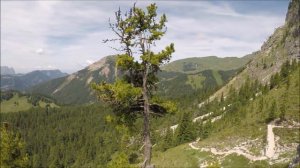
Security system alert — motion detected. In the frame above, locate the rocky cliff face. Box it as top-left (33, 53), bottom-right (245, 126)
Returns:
top-left (249, 0), bottom-right (299, 82)
top-left (207, 0), bottom-right (300, 101)
top-left (286, 0), bottom-right (300, 25)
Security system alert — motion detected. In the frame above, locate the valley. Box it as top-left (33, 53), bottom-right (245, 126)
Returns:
top-left (1, 0), bottom-right (299, 168)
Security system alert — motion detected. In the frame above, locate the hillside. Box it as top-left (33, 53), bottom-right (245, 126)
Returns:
top-left (206, 0), bottom-right (300, 103)
top-left (0, 1), bottom-right (299, 167)
top-left (0, 91), bottom-right (58, 113)
top-left (29, 56), bottom-right (117, 104)
top-left (1, 70), bottom-right (67, 91)
top-left (162, 56), bottom-right (253, 74)
top-left (152, 0), bottom-right (300, 167)
top-left (30, 56), bottom-right (250, 104)
top-left (153, 58), bottom-right (300, 168)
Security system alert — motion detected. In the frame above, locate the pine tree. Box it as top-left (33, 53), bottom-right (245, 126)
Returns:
top-left (279, 103), bottom-right (286, 122)
top-left (92, 4), bottom-right (175, 167)
top-left (0, 126), bottom-right (29, 168)
top-left (107, 152), bottom-right (132, 168)
top-left (176, 112), bottom-right (195, 144)
top-left (266, 101), bottom-right (277, 123)
top-left (280, 60), bottom-right (290, 78)
top-left (161, 128), bottom-right (174, 151)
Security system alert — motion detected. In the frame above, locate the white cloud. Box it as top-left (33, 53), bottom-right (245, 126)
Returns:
top-left (35, 48), bottom-right (44, 55)
top-left (1, 1), bottom-right (288, 73)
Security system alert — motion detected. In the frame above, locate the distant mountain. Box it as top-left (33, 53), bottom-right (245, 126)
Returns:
top-left (1, 70), bottom-right (68, 91)
top-left (29, 56), bottom-right (117, 104)
top-left (30, 55), bottom-right (251, 104)
top-left (157, 56), bottom-right (253, 99)
top-left (1, 66), bottom-right (15, 75)
top-left (162, 56), bottom-right (253, 74)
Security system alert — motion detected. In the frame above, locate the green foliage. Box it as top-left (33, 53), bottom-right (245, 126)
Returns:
top-left (279, 104), bottom-right (286, 121)
top-left (92, 80), bottom-right (141, 108)
top-left (107, 152), bottom-right (133, 168)
top-left (162, 56), bottom-right (253, 73)
top-left (176, 112), bottom-right (196, 144)
top-left (161, 128), bottom-right (175, 151)
top-left (0, 105), bottom-right (121, 167)
top-left (0, 91), bottom-right (58, 113)
top-left (221, 154), bottom-right (249, 167)
top-left (266, 101), bottom-right (277, 123)
top-left (280, 60), bottom-right (291, 78)
top-left (151, 96), bottom-right (177, 114)
top-left (94, 3), bottom-right (175, 118)
top-left (0, 127), bottom-right (29, 168)
top-left (207, 161), bottom-right (221, 168)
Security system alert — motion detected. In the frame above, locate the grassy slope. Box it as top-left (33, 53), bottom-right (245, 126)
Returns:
top-left (162, 56), bottom-right (251, 74)
top-left (152, 144), bottom-right (212, 168)
top-left (0, 94), bottom-right (32, 113)
top-left (152, 67), bottom-right (299, 167)
top-left (0, 93), bottom-right (58, 113)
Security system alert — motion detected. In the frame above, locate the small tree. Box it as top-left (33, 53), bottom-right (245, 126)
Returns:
top-left (279, 104), bottom-right (286, 121)
top-left (176, 112), bottom-right (195, 144)
top-left (161, 128), bottom-right (174, 151)
top-left (220, 92), bottom-right (224, 103)
top-left (107, 152), bottom-right (133, 168)
top-left (92, 3), bottom-right (175, 167)
top-left (0, 126), bottom-right (29, 167)
top-left (266, 101), bottom-right (277, 123)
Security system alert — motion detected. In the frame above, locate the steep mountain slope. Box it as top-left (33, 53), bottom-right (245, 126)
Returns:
top-left (0, 70), bottom-right (67, 91)
top-left (30, 56), bottom-right (117, 104)
top-left (207, 0), bottom-right (299, 102)
top-left (30, 56), bottom-right (250, 104)
top-left (153, 58), bottom-right (300, 168)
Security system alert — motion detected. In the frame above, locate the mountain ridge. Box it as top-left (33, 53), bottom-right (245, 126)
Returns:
top-left (30, 55), bottom-right (250, 104)
top-left (1, 69), bottom-right (68, 91)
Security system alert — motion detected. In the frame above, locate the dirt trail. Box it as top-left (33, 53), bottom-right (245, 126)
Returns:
top-left (189, 139), bottom-right (267, 161)
top-left (189, 120), bottom-right (299, 162)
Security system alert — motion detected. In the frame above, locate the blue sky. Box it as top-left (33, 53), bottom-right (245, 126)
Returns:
top-left (1, 1), bottom-right (289, 73)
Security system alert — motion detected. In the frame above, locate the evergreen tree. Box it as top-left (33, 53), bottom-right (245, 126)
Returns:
top-left (161, 128), bottom-right (174, 151)
top-left (291, 58), bottom-right (297, 70)
top-left (270, 73), bottom-right (280, 89)
top-left (107, 152), bottom-right (133, 168)
top-left (176, 112), bottom-right (195, 144)
top-left (280, 60), bottom-right (290, 78)
top-left (0, 126), bottom-right (29, 168)
top-left (92, 4), bottom-right (175, 167)
top-left (266, 101), bottom-right (277, 123)
top-left (279, 103), bottom-right (286, 122)
top-left (279, 92), bottom-right (288, 121)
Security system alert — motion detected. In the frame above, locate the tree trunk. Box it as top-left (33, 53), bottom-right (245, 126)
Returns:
top-left (142, 66), bottom-right (152, 168)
